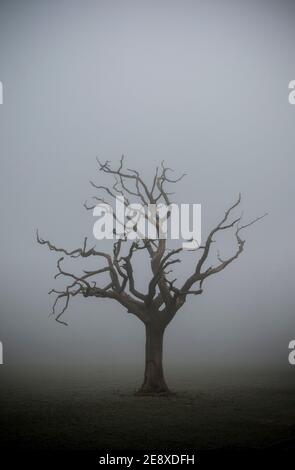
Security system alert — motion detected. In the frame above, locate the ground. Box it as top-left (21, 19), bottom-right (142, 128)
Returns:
top-left (0, 364), bottom-right (295, 453)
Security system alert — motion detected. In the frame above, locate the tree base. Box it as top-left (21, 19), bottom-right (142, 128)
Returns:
top-left (135, 383), bottom-right (173, 397)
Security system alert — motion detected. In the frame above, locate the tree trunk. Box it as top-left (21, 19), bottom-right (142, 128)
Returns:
top-left (137, 321), bottom-right (171, 395)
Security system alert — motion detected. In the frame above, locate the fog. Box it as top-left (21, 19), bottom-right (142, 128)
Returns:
top-left (0, 0), bottom-right (294, 371)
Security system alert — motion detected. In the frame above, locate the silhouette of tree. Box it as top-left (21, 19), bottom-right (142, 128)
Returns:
top-left (37, 157), bottom-right (266, 394)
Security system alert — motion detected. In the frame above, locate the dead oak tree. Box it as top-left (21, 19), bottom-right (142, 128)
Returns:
top-left (37, 157), bottom-right (266, 395)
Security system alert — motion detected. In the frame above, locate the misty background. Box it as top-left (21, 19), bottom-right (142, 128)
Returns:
top-left (0, 0), bottom-right (294, 373)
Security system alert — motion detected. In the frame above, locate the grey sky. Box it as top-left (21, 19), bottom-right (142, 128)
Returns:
top-left (0, 0), bottom-right (294, 369)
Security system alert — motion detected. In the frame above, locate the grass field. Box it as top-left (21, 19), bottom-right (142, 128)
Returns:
top-left (0, 364), bottom-right (295, 452)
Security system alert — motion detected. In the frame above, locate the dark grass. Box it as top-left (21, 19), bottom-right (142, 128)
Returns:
top-left (0, 364), bottom-right (295, 453)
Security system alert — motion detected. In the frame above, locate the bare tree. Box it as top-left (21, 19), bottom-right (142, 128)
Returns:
top-left (37, 157), bottom-right (266, 395)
